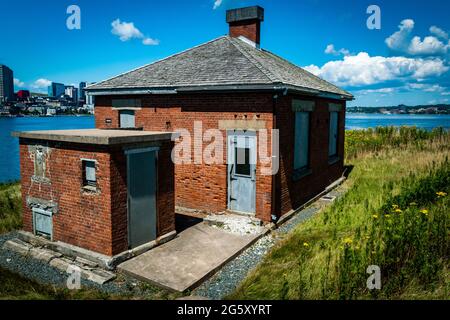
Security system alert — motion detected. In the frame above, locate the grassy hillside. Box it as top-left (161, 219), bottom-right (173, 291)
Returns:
top-left (0, 182), bottom-right (21, 234)
top-left (229, 127), bottom-right (449, 300)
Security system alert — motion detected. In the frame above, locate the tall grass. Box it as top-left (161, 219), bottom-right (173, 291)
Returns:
top-left (335, 161), bottom-right (449, 299)
top-left (229, 127), bottom-right (450, 300)
top-left (0, 182), bottom-right (22, 234)
top-left (345, 126), bottom-right (447, 160)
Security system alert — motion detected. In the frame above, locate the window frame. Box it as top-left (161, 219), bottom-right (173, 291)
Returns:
top-left (82, 159), bottom-right (97, 189)
top-left (328, 111), bottom-right (339, 159)
top-left (234, 146), bottom-right (252, 177)
top-left (293, 111), bottom-right (311, 172)
top-left (119, 109), bottom-right (136, 128)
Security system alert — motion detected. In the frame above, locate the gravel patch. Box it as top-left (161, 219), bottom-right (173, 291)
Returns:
top-left (206, 214), bottom-right (265, 235)
top-left (0, 232), bottom-right (165, 298)
top-left (193, 189), bottom-right (345, 299)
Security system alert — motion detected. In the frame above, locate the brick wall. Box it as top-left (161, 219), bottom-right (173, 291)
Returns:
top-left (19, 138), bottom-right (175, 256)
top-left (229, 20), bottom-right (261, 45)
top-left (275, 94), bottom-right (346, 216)
top-left (94, 93), bottom-right (274, 222)
top-left (20, 139), bottom-right (115, 255)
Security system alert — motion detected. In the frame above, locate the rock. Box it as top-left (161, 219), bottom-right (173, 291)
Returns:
top-left (176, 295), bottom-right (211, 300)
top-left (49, 257), bottom-right (72, 272)
top-left (2, 239), bottom-right (32, 256)
top-left (81, 268), bottom-right (116, 285)
top-left (29, 247), bottom-right (61, 263)
top-left (75, 256), bottom-right (98, 268)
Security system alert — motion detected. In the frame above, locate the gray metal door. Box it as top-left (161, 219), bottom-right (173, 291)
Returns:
top-left (127, 148), bottom-right (157, 249)
top-left (227, 132), bottom-right (256, 214)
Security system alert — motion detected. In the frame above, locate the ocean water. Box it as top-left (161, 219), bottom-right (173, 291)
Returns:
top-left (0, 114), bottom-right (448, 182)
top-left (346, 113), bottom-right (450, 131)
top-left (0, 116), bottom-right (95, 183)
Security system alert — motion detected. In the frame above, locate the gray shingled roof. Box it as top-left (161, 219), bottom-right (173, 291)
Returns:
top-left (86, 36), bottom-right (353, 99)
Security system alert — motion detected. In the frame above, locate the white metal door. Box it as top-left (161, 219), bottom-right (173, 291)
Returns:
top-left (227, 131), bottom-right (256, 214)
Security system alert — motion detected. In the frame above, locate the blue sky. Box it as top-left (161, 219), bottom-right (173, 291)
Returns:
top-left (1, 0), bottom-right (449, 107)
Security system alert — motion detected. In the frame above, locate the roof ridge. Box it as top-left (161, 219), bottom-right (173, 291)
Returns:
top-left (87, 36), bottom-right (229, 90)
top-left (260, 48), bottom-right (352, 96)
top-left (227, 37), bottom-right (280, 84)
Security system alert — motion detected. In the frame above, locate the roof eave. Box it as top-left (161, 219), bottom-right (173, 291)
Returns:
top-left (86, 84), bottom-right (353, 101)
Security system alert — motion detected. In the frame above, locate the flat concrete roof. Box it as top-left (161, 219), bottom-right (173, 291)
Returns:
top-left (12, 129), bottom-right (174, 145)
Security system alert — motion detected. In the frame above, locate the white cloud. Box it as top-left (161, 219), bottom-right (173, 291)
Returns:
top-left (385, 19), bottom-right (415, 52)
top-left (407, 83), bottom-right (445, 92)
top-left (304, 52), bottom-right (448, 87)
top-left (386, 19), bottom-right (449, 56)
top-left (356, 88), bottom-right (395, 95)
top-left (430, 26), bottom-right (449, 40)
top-left (31, 78), bottom-right (52, 89)
top-left (408, 36), bottom-right (449, 55)
top-left (111, 19), bottom-right (159, 45)
top-left (213, 0), bottom-right (223, 9)
top-left (324, 44), bottom-right (350, 56)
top-left (111, 19), bottom-right (143, 41)
top-left (441, 92), bottom-right (450, 96)
top-left (142, 37), bottom-right (159, 46)
top-left (14, 78), bottom-right (25, 87)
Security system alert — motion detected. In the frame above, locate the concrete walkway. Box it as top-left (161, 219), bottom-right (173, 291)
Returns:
top-left (117, 222), bottom-right (264, 292)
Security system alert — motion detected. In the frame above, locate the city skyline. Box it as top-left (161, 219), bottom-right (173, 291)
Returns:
top-left (1, 0), bottom-right (450, 107)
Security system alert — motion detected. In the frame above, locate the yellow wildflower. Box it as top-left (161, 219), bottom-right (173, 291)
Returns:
top-left (394, 208), bottom-right (402, 213)
top-left (303, 242), bottom-right (309, 247)
top-left (436, 191), bottom-right (447, 197)
top-left (343, 237), bottom-right (353, 245)
top-left (392, 204), bottom-right (399, 209)
top-left (420, 209), bottom-right (429, 215)
top-left (372, 214), bottom-right (379, 219)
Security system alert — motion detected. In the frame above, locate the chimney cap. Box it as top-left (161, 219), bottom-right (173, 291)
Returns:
top-left (226, 6), bottom-right (264, 24)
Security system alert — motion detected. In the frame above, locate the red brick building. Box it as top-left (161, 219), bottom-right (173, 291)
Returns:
top-left (86, 6), bottom-right (353, 223)
top-left (14, 6), bottom-right (352, 259)
top-left (14, 130), bottom-right (176, 257)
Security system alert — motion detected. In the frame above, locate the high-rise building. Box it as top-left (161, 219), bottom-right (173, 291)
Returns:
top-left (48, 82), bottom-right (65, 98)
top-left (64, 85), bottom-right (78, 102)
top-left (0, 64), bottom-right (14, 103)
top-left (79, 81), bottom-right (87, 102)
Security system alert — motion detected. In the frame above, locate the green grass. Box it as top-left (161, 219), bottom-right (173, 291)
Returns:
top-left (0, 267), bottom-right (117, 300)
top-left (229, 127), bottom-right (450, 300)
top-left (0, 182), bottom-right (22, 234)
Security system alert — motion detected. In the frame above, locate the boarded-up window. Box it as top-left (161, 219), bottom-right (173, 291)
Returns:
top-left (294, 112), bottom-right (310, 170)
top-left (329, 111), bottom-right (339, 157)
top-left (120, 110), bottom-right (135, 128)
top-left (82, 160), bottom-right (97, 188)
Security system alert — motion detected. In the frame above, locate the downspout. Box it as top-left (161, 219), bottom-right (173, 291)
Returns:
top-left (271, 93), bottom-right (278, 223)
top-left (270, 87), bottom-right (287, 222)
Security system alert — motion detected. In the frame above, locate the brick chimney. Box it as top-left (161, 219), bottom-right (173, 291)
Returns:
top-left (226, 6), bottom-right (264, 48)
